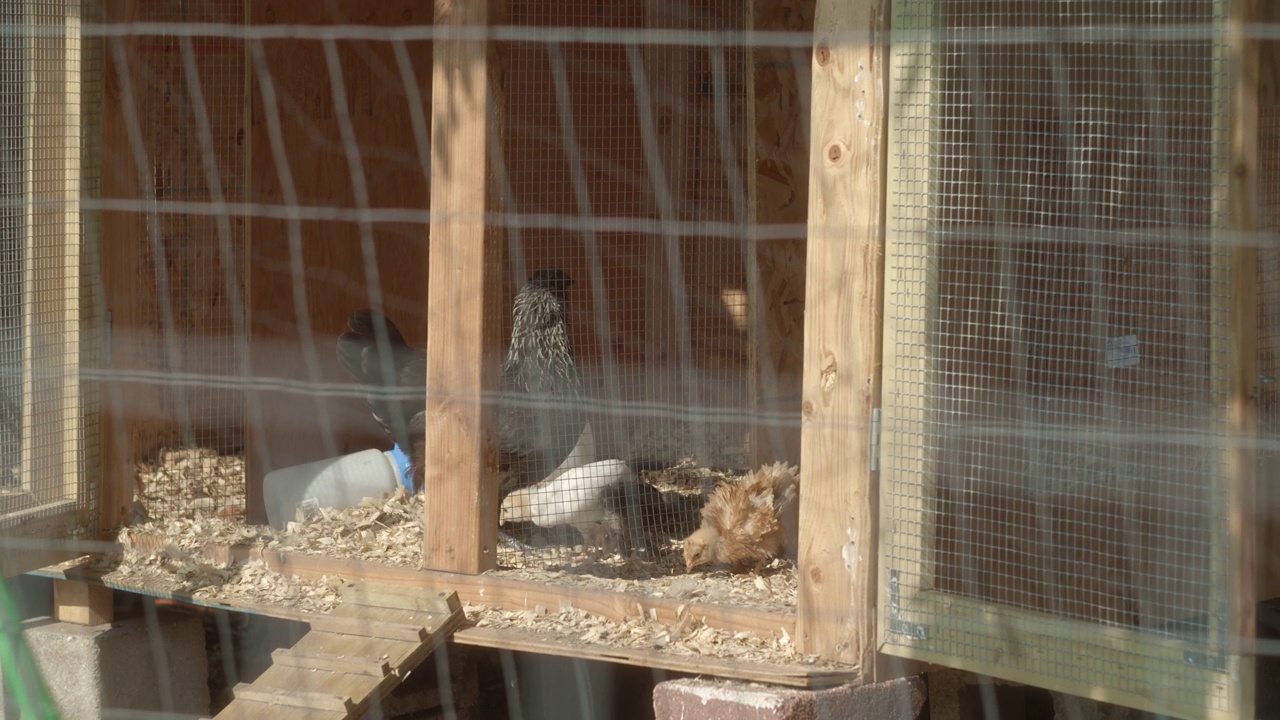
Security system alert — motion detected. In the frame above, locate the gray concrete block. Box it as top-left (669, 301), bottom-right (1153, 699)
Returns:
top-left (1, 613), bottom-right (210, 720)
top-left (653, 676), bottom-right (927, 720)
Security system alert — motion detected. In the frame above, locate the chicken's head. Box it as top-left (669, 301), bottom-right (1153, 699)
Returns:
top-left (682, 526), bottom-right (719, 573)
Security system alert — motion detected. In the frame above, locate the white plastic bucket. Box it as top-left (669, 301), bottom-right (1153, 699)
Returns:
top-left (262, 448), bottom-right (404, 529)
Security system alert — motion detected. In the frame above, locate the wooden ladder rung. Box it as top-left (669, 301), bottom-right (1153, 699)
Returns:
top-left (270, 647), bottom-right (392, 678)
top-left (231, 684), bottom-right (356, 714)
top-left (308, 614), bottom-right (431, 642)
top-left (339, 581), bottom-right (461, 615)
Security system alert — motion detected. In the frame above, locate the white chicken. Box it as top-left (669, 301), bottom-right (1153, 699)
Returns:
top-left (499, 459), bottom-right (634, 554)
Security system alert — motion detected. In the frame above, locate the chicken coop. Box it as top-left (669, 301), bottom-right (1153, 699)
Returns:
top-left (0, 0), bottom-right (1278, 717)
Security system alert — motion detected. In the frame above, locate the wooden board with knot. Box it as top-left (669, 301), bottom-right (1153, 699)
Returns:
top-left (213, 581), bottom-right (465, 720)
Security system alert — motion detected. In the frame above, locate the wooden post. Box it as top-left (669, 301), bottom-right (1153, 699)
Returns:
top-left (54, 580), bottom-right (113, 626)
top-left (746, 0), bottom-right (814, 467)
top-left (795, 0), bottom-right (889, 674)
top-left (423, 0), bottom-right (505, 573)
top-left (1217, 0), bottom-right (1260, 715)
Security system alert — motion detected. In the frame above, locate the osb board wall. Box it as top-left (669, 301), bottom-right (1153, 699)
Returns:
top-left (914, 1), bottom-right (1222, 628)
top-left (100, 0), bottom-right (774, 519)
top-left (243, 0), bottom-right (434, 521)
top-left (101, 0), bottom-right (248, 527)
top-left (747, 0), bottom-right (812, 466)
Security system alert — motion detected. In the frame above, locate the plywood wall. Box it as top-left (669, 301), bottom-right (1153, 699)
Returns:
top-left (491, 0), bottom-right (752, 464)
top-left (101, 0), bottom-right (248, 527)
top-left (747, 0), bottom-right (812, 466)
top-left (102, 0), bottom-right (793, 520)
top-left (243, 1), bottom-right (434, 521)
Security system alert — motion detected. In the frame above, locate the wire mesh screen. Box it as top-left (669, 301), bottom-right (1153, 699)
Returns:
top-left (488, 0), bottom-right (756, 571)
top-left (126, 0), bottom-right (247, 524)
top-left (881, 0), bottom-right (1239, 713)
top-left (0, 0), bottom-right (99, 546)
top-left (0, 0), bottom-right (24, 494)
top-left (95, 0), bottom-right (803, 609)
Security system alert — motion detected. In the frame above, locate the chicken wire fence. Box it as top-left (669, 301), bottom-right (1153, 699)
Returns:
top-left (880, 0), bottom-right (1252, 716)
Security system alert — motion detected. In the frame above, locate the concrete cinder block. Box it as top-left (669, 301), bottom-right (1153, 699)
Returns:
top-left (1, 613), bottom-right (210, 720)
top-left (653, 676), bottom-right (927, 720)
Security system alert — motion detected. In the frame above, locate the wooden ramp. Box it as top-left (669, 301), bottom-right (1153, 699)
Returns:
top-left (214, 581), bottom-right (466, 720)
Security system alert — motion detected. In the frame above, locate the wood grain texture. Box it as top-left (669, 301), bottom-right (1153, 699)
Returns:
top-left (795, 0), bottom-right (888, 673)
top-left (1221, 0), bottom-right (1260, 716)
top-left (457, 626), bottom-right (856, 688)
top-left (53, 579), bottom-right (113, 626)
top-left (423, 0), bottom-right (504, 573)
top-left (265, 549), bottom-right (794, 640)
top-left (33, 548), bottom-right (858, 687)
top-left (100, 0), bottom-right (147, 535)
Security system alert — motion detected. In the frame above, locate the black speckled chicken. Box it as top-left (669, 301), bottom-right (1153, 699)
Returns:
top-left (335, 309), bottom-right (425, 457)
top-left (498, 267), bottom-right (586, 484)
top-left (338, 267), bottom-right (585, 492)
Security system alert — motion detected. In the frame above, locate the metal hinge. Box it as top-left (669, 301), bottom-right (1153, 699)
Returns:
top-left (870, 408), bottom-right (881, 472)
top-left (887, 569), bottom-right (927, 640)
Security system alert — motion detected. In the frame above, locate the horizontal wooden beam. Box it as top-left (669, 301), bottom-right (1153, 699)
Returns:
top-left (458, 626), bottom-right (855, 688)
top-left (31, 547), bottom-right (855, 688)
top-left (266, 549), bottom-right (792, 640)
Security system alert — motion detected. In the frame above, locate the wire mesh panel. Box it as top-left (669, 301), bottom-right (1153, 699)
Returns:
top-left (122, 0), bottom-right (247, 524)
top-left (485, 0), bottom-right (764, 574)
top-left (880, 0), bottom-right (1246, 716)
top-left (0, 0), bottom-right (101, 574)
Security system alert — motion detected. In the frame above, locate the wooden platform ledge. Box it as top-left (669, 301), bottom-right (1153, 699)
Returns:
top-left (33, 547), bottom-right (852, 689)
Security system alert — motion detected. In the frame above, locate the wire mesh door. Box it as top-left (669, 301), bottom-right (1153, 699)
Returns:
top-left (878, 1), bottom-right (1249, 718)
top-left (0, 0), bottom-right (100, 577)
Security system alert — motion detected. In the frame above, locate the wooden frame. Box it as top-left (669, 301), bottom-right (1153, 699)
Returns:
top-left (1, 0), bottom-right (94, 578)
top-left (874, 0), bottom-right (1264, 717)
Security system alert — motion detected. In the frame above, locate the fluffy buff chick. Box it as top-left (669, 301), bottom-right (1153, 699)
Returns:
top-left (683, 462), bottom-right (800, 574)
top-left (500, 459), bottom-right (634, 554)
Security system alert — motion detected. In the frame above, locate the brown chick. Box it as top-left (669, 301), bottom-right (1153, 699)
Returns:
top-left (683, 462), bottom-right (799, 574)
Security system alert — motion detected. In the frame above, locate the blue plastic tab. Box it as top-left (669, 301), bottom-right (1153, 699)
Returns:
top-left (388, 444), bottom-right (415, 494)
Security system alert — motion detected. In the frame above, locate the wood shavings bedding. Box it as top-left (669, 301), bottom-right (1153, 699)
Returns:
top-left (97, 529), bottom-right (342, 614)
top-left (135, 448), bottom-right (246, 522)
top-left (464, 602), bottom-right (826, 668)
top-left (127, 449), bottom-right (796, 615)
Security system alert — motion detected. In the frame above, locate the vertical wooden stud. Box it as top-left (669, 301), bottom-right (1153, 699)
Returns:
top-left (796, 0), bottom-right (889, 674)
top-left (423, 0), bottom-right (505, 573)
